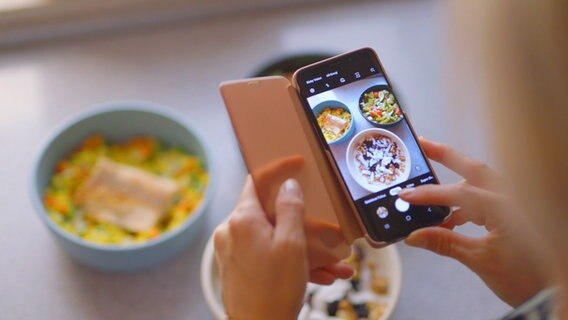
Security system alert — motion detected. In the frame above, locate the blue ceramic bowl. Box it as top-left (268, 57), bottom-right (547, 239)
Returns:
top-left (311, 100), bottom-right (355, 145)
top-left (30, 101), bottom-right (214, 272)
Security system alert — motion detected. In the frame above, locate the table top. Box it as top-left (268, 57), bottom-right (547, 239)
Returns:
top-left (0, 1), bottom-right (510, 319)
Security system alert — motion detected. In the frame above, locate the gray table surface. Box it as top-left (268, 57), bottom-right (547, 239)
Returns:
top-left (0, 1), bottom-right (510, 319)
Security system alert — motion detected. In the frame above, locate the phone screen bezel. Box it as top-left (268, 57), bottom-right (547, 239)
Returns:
top-left (293, 48), bottom-right (450, 243)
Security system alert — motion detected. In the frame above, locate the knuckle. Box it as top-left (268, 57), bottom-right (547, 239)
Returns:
top-left (420, 184), bottom-right (435, 195)
top-left (468, 160), bottom-right (491, 182)
top-left (437, 143), bottom-right (452, 160)
top-left (213, 224), bottom-right (228, 251)
top-left (433, 237), bottom-right (453, 257)
top-left (439, 143), bottom-right (451, 155)
top-left (236, 199), bottom-right (257, 211)
top-left (456, 181), bottom-right (470, 193)
top-left (227, 214), bottom-right (245, 233)
top-left (279, 237), bottom-right (306, 255)
top-left (277, 198), bottom-right (304, 213)
top-left (471, 160), bottom-right (489, 172)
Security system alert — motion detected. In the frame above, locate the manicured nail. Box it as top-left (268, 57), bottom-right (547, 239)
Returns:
top-left (282, 178), bottom-right (303, 199)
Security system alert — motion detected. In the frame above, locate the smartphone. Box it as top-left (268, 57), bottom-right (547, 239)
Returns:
top-left (293, 48), bottom-right (451, 243)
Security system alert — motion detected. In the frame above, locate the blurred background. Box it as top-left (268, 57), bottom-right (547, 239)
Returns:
top-left (0, 0), bottom-right (503, 319)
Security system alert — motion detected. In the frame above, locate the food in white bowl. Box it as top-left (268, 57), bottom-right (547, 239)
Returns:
top-left (346, 129), bottom-right (410, 193)
top-left (298, 240), bottom-right (400, 320)
top-left (201, 236), bottom-right (401, 320)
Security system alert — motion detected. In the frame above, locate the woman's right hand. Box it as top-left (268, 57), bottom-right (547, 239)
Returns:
top-left (399, 137), bottom-right (545, 307)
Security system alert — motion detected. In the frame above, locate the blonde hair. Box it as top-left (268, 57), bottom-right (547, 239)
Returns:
top-left (483, 1), bottom-right (568, 268)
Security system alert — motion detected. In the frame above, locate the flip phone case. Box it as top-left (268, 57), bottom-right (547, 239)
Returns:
top-left (220, 75), bottom-right (388, 251)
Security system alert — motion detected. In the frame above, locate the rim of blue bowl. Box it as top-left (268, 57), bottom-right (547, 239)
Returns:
top-left (29, 101), bottom-right (216, 252)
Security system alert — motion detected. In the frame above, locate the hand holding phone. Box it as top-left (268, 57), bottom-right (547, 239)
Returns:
top-left (293, 48), bottom-right (450, 244)
top-left (220, 77), bottom-right (352, 268)
top-left (220, 48), bottom-right (450, 248)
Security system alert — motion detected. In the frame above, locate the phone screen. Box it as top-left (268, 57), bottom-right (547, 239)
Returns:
top-left (295, 48), bottom-right (450, 242)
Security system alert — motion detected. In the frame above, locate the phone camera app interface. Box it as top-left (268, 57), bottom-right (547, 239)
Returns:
top-left (300, 55), bottom-right (448, 241)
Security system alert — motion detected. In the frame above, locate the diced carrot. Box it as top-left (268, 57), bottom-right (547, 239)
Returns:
top-left (129, 137), bottom-right (155, 159)
top-left (178, 159), bottom-right (198, 176)
top-left (45, 194), bottom-right (69, 215)
top-left (55, 160), bottom-right (70, 173)
top-left (44, 194), bottom-right (56, 207)
top-left (58, 202), bottom-right (70, 215)
top-left (370, 110), bottom-right (382, 118)
top-left (81, 134), bottom-right (104, 150)
top-left (175, 198), bottom-right (191, 211)
top-left (148, 228), bottom-right (160, 238)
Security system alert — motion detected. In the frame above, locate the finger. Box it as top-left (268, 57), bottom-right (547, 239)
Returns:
top-left (304, 219), bottom-right (351, 270)
top-left (419, 137), bottom-right (494, 188)
top-left (235, 175), bottom-right (264, 212)
top-left (252, 155), bottom-right (305, 220)
top-left (405, 227), bottom-right (481, 267)
top-left (441, 207), bottom-right (485, 229)
top-left (274, 178), bottom-right (307, 244)
top-left (401, 184), bottom-right (505, 230)
top-left (438, 207), bottom-right (460, 229)
top-left (213, 223), bottom-right (229, 254)
top-left (229, 176), bottom-right (273, 233)
top-left (398, 183), bottom-right (470, 207)
top-left (320, 262), bottom-right (354, 280)
top-left (309, 269), bottom-right (336, 285)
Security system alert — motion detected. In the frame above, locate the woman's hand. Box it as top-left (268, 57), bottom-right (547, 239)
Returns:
top-left (399, 138), bottom-right (545, 307)
top-left (214, 177), bottom-right (353, 320)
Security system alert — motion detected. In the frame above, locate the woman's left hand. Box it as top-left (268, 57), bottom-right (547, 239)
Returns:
top-left (399, 138), bottom-right (545, 307)
top-left (214, 177), bottom-right (353, 320)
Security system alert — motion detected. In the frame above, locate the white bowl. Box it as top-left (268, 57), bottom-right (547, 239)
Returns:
top-left (346, 128), bottom-right (411, 193)
top-left (201, 234), bottom-right (402, 320)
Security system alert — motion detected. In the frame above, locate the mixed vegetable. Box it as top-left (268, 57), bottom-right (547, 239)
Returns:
top-left (360, 89), bottom-right (403, 125)
top-left (316, 107), bottom-right (352, 143)
top-left (43, 134), bottom-right (208, 245)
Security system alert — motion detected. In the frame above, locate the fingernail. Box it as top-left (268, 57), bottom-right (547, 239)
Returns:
top-left (282, 178), bottom-right (303, 199)
top-left (405, 232), bottom-right (428, 248)
top-left (398, 188), bottom-right (414, 198)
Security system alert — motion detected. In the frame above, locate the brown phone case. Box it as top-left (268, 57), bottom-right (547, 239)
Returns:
top-left (220, 75), bottom-right (388, 250)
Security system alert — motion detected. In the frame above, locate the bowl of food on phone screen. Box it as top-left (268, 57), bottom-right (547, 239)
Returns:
top-left (359, 85), bottom-right (403, 127)
top-left (346, 128), bottom-right (410, 193)
top-left (312, 100), bottom-right (355, 145)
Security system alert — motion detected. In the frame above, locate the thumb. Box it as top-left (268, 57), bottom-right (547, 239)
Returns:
top-left (274, 178), bottom-right (306, 244)
top-left (405, 227), bottom-right (479, 267)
